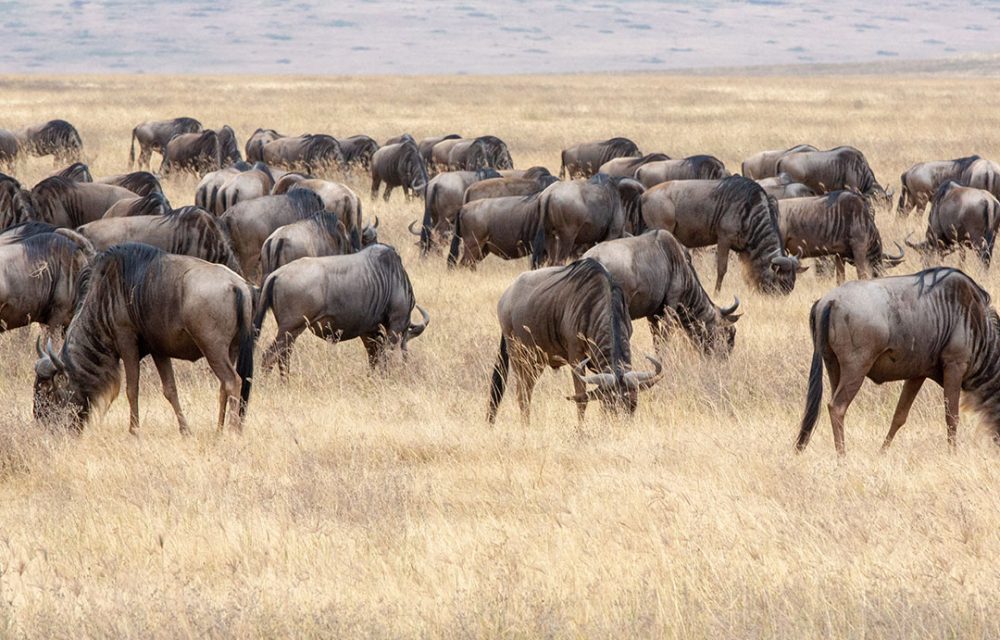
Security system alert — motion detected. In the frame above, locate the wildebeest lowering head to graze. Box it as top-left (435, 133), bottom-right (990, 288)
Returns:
top-left (741, 144), bottom-right (817, 180)
top-left (370, 138), bottom-right (429, 201)
top-left (161, 130), bottom-right (221, 176)
top-left (756, 175), bottom-right (816, 200)
top-left (245, 128), bottom-right (284, 163)
top-left (0, 130), bottom-right (18, 170)
top-left (487, 258), bottom-right (663, 425)
top-left (597, 153), bottom-right (671, 178)
top-left (797, 268), bottom-right (1000, 455)
top-left (447, 192), bottom-right (545, 269)
top-left (96, 171), bottom-right (165, 198)
top-left (897, 155), bottom-right (980, 216)
top-left (261, 134), bottom-right (345, 174)
top-left (775, 146), bottom-right (893, 208)
top-left (635, 155), bottom-right (730, 188)
top-left (560, 138), bottom-right (641, 179)
top-left (49, 162), bottom-right (93, 182)
top-left (0, 174), bottom-right (37, 230)
top-left (260, 211), bottom-right (378, 282)
top-left (339, 134), bottom-right (380, 170)
top-left (446, 136), bottom-right (514, 172)
top-left (16, 120), bottom-right (83, 164)
top-left (101, 191), bottom-right (172, 218)
top-left (28, 176), bottom-right (136, 228)
top-left (905, 181), bottom-right (1000, 267)
top-left (959, 157), bottom-right (1000, 200)
top-left (216, 125), bottom-right (242, 166)
top-left (414, 168), bottom-right (501, 253)
top-left (33, 243), bottom-right (255, 434)
top-left (129, 117), bottom-right (202, 169)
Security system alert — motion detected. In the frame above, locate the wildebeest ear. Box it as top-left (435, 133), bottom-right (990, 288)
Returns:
top-left (725, 313), bottom-right (742, 323)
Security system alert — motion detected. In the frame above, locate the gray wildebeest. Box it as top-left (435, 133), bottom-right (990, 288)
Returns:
top-left (486, 258), bottom-right (663, 425)
top-left (775, 146), bottom-right (892, 208)
top-left (161, 130), bottom-right (221, 176)
top-left (446, 136), bottom-right (514, 172)
top-left (15, 120), bottom-right (83, 164)
top-left (245, 128), bottom-right (284, 163)
top-left (905, 182), bottom-right (1000, 267)
top-left (796, 268), bottom-right (1000, 454)
top-left (261, 134), bottom-right (345, 174)
top-left (584, 231), bottom-right (740, 356)
top-left (635, 155), bottom-right (730, 188)
top-left (897, 155), bottom-right (980, 216)
top-left (598, 153), bottom-right (671, 178)
top-left (254, 244), bottom-right (429, 375)
top-left (49, 162), bottom-right (92, 182)
top-left (0, 222), bottom-right (93, 334)
top-left (196, 162), bottom-right (275, 215)
top-left (462, 170), bottom-right (558, 203)
top-left (415, 133), bottom-right (461, 168)
top-left (33, 243), bottom-right (254, 434)
top-left (101, 192), bottom-right (173, 218)
top-left (960, 157), bottom-right (1000, 200)
top-left (778, 191), bottom-right (905, 283)
top-left (414, 168), bottom-right (501, 253)
top-left (448, 193), bottom-right (544, 268)
top-left (560, 138), bottom-right (641, 179)
top-left (129, 117), bottom-right (202, 169)
top-left (29, 176), bottom-right (135, 227)
top-left (0, 129), bottom-right (18, 170)
top-left (216, 125), bottom-right (242, 166)
top-left (531, 175), bottom-right (646, 267)
top-left (96, 171), bottom-right (164, 198)
top-left (640, 176), bottom-right (801, 294)
top-left (741, 144), bottom-right (817, 180)
top-left (272, 178), bottom-right (367, 250)
top-left (340, 134), bottom-right (380, 171)
top-left (0, 174), bottom-right (36, 230)
top-left (370, 138), bottom-right (429, 201)
top-left (757, 176), bottom-right (816, 200)
top-left (260, 211), bottom-right (378, 282)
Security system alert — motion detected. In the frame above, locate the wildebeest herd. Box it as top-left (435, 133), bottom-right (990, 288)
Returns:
top-left (3, 119), bottom-right (1000, 455)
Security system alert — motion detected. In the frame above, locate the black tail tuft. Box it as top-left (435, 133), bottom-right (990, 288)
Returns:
top-left (487, 336), bottom-right (510, 424)
top-left (447, 209), bottom-right (463, 268)
top-left (530, 194), bottom-right (548, 269)
top-left (234, 287), bottom-right (255, 419)
top-left (420, 183), bottom-right (436, 255)
top-left (252, 275), bottom-right (276, 338)
top-left (797, 301), bottom-right (832, 451)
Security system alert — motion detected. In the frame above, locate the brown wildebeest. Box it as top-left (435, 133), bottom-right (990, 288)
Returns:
top-left (33, 243), bottom-right (255, 434)
top-left (448, 193), bottom-right (544, 268)
top-left (906, 182), bottom-right (1000, 267)
top-left (640, 176), bottom-right (801, 294)
top-left (102, 192), bottom-right (173, 218)
top-left (560, 138), bottom-right (641, 179)
top-left (217, 125), bottom-right (242, 166)
top-left (196, 162), bottom-right (275, 215)
top-left (0, 174), bottom-right (36, 230)
top-left (531, 175), bottom-right (646, 267)
top-left (273, 178), bottom-right (366, 250)
top-left (129, 117), bottom-right (202, 169)
top-left (77, 206), bottom-right (243, 275)
top-left (584, 231), bottom-right (740, 356)
top-left (254, 244), bottom-right (429, 375)
top-left (262, 134), bottom-right (344, 173)
top-left (428, 136), bottom-right (465, 172)
top-left (598, 153), bottom-right (671, 178)
top-left (245, 128), bottom-right (284, 163)
top-left (446, 136), bottom-right (514, 171)
top-left (29, 176), bottom-right (135, 227)
top-left (414, 133), bottom-right (461, 168)
top-left (340, 135), bottom-right (380, 170)
top-left (635, 155), bottom-right (730, 188)
top-left (487, 258), bottom-right (663, 425)
top-left (775, 146), bottom-right (893, 207)
top-left (260, 212), bottom-right (378, 282)
top-left (96, 171), bottom-right (164, 198)
top-left (756, 176), bottom-right (816, 200)
top-left (741, 144), bottom-right (817, 180)
top-left (960, 157), bottom-right (1000, 200)
top-left (370, 138), bottom-right (429, 201)
top-left (778, 191), bottom-right (905, 283)
top-left (796, 268), bottom-right (1000, 455)
top-left (15, 120), bottom-right (83, 164)
top-left (413, 168), bottom-right (501, 253)
top-left (462, 171), bottom-right (559, 204)
top-left (48, 162), bottom-right (92, 182)
top-left (897, 155), bottom-right (980, 216)
top-left (0, 129), bottom-right (17, 170)
top-left (161, 130), bottom-right (221, 176)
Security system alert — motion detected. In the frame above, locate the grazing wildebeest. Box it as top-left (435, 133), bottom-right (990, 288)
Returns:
top-left (462, 171), bottom-right (559, 204)
top-left (0, 175), bottom-right (35, 229)
top-left (340, 134), bottom-right (380, 170)
top-left (216, 125), bottom-right (242, 166)
top-left (446, 136), bottom-right (514, 171)
top-left (640, 176), bottom-right (801, 294)
top-left (0, 223), bottom-right (92, 334)
top-left (584, 231), bottom-right (740, 355)
top-left (33, 243), bottom-right (255, 434)
top-left (448, 193), bottom-right (544, 268)
top-left (960, 157), bottom-right (1000, 200)
top-left (161, 130), bottom-right (221, 176)
top-left (262, 134), bottom-right (344, 173)
top-left (560, 138), bottom-right (641, 179)
top-left (775, 146), bottom-right (892, 207)
top-left (370, 138), bottom-right (429, 201)
top-left (196, 162), bottom-right (275, 215)
top-left (635, 155), bottom-right (730, 188)
top-left (757, 176), bottom-right (816, 200)
top-left (102, 192), bottom-right (173, 218)
top-left (245, 128), bottom-right (284, 163)
top-left (49, 162), bottom-right (93, 182)
top-left (897, 155), bottom-right (980, 216)
top-left (531, 175), bottom-right (646, 267)
top-left (598, 153), bottom-right (671, 178)
top-left (416, 134), bottom-right (461, 168)
top-left (129, 117), bottom-right (202, 169)
top-left (77, 207), bottom-right (243, 274)
top-left (96, 171), bottom-right (164, 198)
top-left (273, 179), bottom-right (366, 250)
top-left (254, 244), bottom-right (429, 375)
top-left (16, 120), bottom-right (83, 163)
top-left (0, 130), bottom-right (18, 170)
top-left (29, 176), bottom-right (135, 227)
top-left (741, 144), bottom-right (817, 180)
top-left (778, 191), bottom-right (905, 283)
top-left (905, 182), bottom-right (1000, 267)
top-left (487, 258), bottom-right (663, 425)
top-left (428, 137), bottom-right (466, 172)
top-left (796, 268), bottom-right (1000, 454)
top-left (260, 212), bottom-right (378, 282)
top-left (414, 168), bottom-right (501, 253)
top-left (221, 188), bottom-right (324, 278)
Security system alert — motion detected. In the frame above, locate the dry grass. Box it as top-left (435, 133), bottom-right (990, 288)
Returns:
top-left (2, 74), bottom-right (1000, 638)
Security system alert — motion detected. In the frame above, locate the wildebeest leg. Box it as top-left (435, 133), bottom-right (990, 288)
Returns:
top-left (120, 340), bottom-right (142, 435)
top-left (713, 241), bottom-right (730, 294)
top-left (572, 372), bottom-right (588, 424)
top-left (512, 361), bottom-right (540, 426)
top-left (942, 362), bottom-right (966, 449)
top-left (362, 335), bottom-right (387, 371)
top-left (207, 357), bottom-right (242, 432)
top-left (851, 244), bottom-right (872, 280)
top-left (834, 256), bottom-right (847, 284)
top-left (383, 185), bottom-right (394, 202)
top-left (462, 238), bottom-right (484, 269)
top-left (370, 176), bottom-right (381, 200)
top-left (827, 364), bottom-right (868, 455)
top-left (648, 315), bottom-right (669, 356)
top-left (262, 325), bottom-right (303, 379)
top-left (882, 377), bottom-right (924, 450)
top-left (139, 146), bottom-right (151, 170)
top-left (152, 355), bottom-right (190, 435)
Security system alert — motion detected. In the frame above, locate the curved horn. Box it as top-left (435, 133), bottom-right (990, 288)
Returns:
top-left (883, 241), bottom-right (905, 264)
top-left (904, 232), bottom-right (923, 250)
top-left (770, 254), bottom-right (799, 269)
top-left (407, 305), bottom-right (430, 338)
top-left (572, 358), bottom-right (617, 387)
top-left (407, 220), bottom-right (422, 236)
top-left (623, 355), bottom-right (664, 390)
top-left (35, 336), bottom-right (44, 358)
top-left (372, 215), bottom-right (380, 229)
top-left (719, 296), bottom-right (740, 317)
top-left (45, 338), bottom-right (65, 370)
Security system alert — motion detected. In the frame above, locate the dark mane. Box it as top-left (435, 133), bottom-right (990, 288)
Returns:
top-left (954, 155), bottom-right (982, 173)
top-left (55, 162), bottom-right (92, 182)
top-left (114, 171), bottom-right (163, 197)
top-left (1, 220), bottom-right (57, 240)
top-left (915, 267), bottom-right (991, 303)
top-left (933, 180), bottom-right (959, 202)
top-left (285, 186), bottom-right (325, 214)
top-left (599, 137), bottom-right (641, 165)
top-left (475, 167), bottom-right (502, 180)
top-left (626, 153), bottom-right (670, 169)
top-left (556, 258), bottom-right (631, 373)
top-left (32, 175), bottom-right (76, 197)
top-left (311, 211), bottom-right (346, 239)
top-left (302, 134), bottom-right (343, 165)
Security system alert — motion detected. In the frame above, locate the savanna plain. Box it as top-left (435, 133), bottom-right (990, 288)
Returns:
top-left (2, 74), bottom-right (1000, 638)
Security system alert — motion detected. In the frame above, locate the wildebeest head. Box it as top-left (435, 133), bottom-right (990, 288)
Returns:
top-left (569, 354), bottom-right (663, 415)
top-left (681, 296), bottom-right (741, 357)
top-left (33, 337), bottom-right (87, 429)
top-left (361, 216), bottom-right (380, 246)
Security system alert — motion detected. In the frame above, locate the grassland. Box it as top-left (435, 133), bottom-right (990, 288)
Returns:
top-left (2, 74), bottom-right (1000, 638)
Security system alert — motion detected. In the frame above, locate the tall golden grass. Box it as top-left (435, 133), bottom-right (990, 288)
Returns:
top-left (2, 74), bottom-right (1000, 637)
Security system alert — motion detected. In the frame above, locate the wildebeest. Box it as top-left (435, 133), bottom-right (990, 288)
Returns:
top-left (445, 136), bottom-right (514, 171)
top-left (462, 171), bottom-right (558, 204)
top-left (428, 136), bottom-right (465, 171)
top-left (15, 120), bottom-right (83, 164)
top-left (339, 134), bottom-right (380, 170)
top-left (28, 176), bottom-right (135, 228)
top-left (161, 130), bottom-right (221, 176)
top-left (416, 133), bottom-right (461, 168)
top-left (897, 155), bottom-right (980, 216)
top-left (272, 178), bottom-right (366, 249)
top-left (757, 176), bottom-right (816, 200)
top-left (448, 193), bottom-right (544, 268)
top-left (741, 144), bottom-right (817, 180)
top-left (49, 162), bottom-right (92, 182)
top-left (414, 168), bottom-right (501, 253)
top-left (129, 117), bottom-right (202, 169)
top-left (584, 231), bottom-right (740, 356)
top-left (77, 207), bottom-right (242, 274)
top-left (0, 223), bottom-right (92, 334)
top-left (0, 129), bottom-right (18, 170)
top-left (102, 192), bottom-right (173, 218)
top-left (196, 162), bottom-right (275, 215)
top-left (640, 176), bottom-right (801, 294)
top-left (531, 175), bottom-right (646, 267)
top-left (262, 134), bottom-right (344, 173)
top-left (905, 182), bottom-right (1000, 267)
top-left (33, 243), bottom-right (254, 434)
top-left (597, 153), bottom-right (671, 178)
top-left (635, 155), bottom-right (730, 188)
top-left (487, 258), bottom-right (663, 425)
top-left (260, 212), bottom-right (378, 282)
top-left (560, 138), bottom-right (641, 179)
top-left (775, 146), bottom-right (892, 207)
top-left (796, 268), bottom-right (1000, 454)
top-left (96, 171), bottom-right (164, 198)
top-left (216, 125), bottom-right (242, 166)
top-left (960, 157), bottom-right (1000, 200)
top-left (370, 138), bottom-right (429, 201)
top-left (221, 188), bottom-right (324, 278)
top-left (245, 128), bottom-right (284, 163)
top-left (254, 244), bottom-right (429, 375)
top-left (778, 191), bottom-right (905, 283)
top-left (0, 174), bottom-right (35, 229)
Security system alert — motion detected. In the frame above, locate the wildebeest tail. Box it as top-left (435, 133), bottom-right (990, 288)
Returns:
top-left (447, 208), bottom-right (462, 267)
top-left (252, 274), bottom-right (277, 338)
top-left (896, 172), bottom-right (912, 215)
top-left (129, 128), bottom-right (137, 168)
top-left (487, 335), bottom-right (510, 424)
top-left (559, 150), bottom-right (567, 180)
top-left (982, 199), bottom-right (997, 266)
top-left (234, 286), bottom-right (254, 418)
top-left (797, 301), bottom-right (832, 451)
top-left (420, 183), bottom-right (436, 254)
top-left (530, 192), bottom-right (548, 269)
top-left (351, 199), bottom-right (363, 251)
